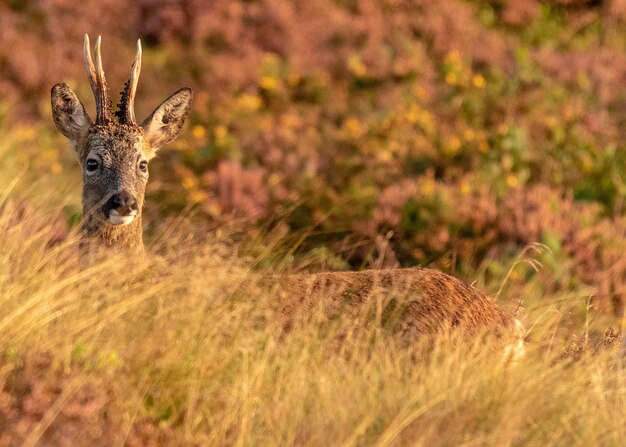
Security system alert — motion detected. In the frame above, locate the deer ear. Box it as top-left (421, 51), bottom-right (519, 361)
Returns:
top-left (51, 83), bottom-right (92, 145)
top-left (142, 88), bottom-right (192, 154)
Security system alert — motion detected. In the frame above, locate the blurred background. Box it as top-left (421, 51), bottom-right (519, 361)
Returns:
top-left (1, 0), bottom-right (626, 315)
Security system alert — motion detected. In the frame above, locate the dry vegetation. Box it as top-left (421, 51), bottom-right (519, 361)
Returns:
top-left (2, 0), bottom-right (626, 445)
top-left (0, 194), bottom-right (625, 446)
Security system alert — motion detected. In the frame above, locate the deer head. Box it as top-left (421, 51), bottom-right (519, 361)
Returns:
top-left (51, 35), bottom-right (192, 251)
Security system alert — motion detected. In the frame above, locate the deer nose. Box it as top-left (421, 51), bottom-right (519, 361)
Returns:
top-left (109, 192), bottom-right (138, 216)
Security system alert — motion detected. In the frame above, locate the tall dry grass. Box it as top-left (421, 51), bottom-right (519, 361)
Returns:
top-left (1, 169), bottom-right (625, 446)
top-left (1, 1), bottom-right (626, 441)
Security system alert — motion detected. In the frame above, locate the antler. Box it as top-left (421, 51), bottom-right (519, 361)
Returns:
top-left (84, 34), bottom-right (112, 124)
top-left (116, 39), bottom-right (142, 125)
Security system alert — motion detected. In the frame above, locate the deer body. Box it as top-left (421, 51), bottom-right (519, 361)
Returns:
top-left (265, 267), bottom-right (524, 357)
top-left (272, 268), bottom-right (514, 336)
top-left (51, 36), bottom-right (524, 352)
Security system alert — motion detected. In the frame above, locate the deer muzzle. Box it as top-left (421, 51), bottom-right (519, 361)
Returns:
top-left (103, 192), bottom-right (138, 226)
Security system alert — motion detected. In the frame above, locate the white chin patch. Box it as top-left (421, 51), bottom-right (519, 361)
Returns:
top-left (108, 212), bottom-right (136, 226)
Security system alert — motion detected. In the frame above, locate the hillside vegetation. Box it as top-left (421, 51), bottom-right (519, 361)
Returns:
top-left (1, 0), bottom-right (626, 445)
top-left (0, 195), bottom-right (624, 446)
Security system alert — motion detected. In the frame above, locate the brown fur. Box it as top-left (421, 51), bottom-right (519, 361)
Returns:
top-left (263, 268), bottom-right (520, 343)
top-left (78, 124), bottom-right (147, 252)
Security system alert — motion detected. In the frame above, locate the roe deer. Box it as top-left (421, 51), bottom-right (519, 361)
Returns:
top-left (51, 35), bottom-right (525, 356)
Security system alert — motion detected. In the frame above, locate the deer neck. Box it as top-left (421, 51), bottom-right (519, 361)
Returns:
top-left (81, 212), bottom-right (144, 252)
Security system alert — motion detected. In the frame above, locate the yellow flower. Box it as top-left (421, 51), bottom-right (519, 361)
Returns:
top-left (443, 136), bottom-right (462, 157)
top-left (204, 202), bottom-right (222, 217)
top-left (238, 94), bottom-right (262, 111)
top-left (460, 181), bottom-right (470, 195)
top-left (260, 75), bottom-right (281, 91)
top-left (192, 124), bottom-right (206, 139)
top-left (449, 137), bottom-right (461, 150)
top-left (418, 111), bottom-right (436, 136)
top-left (506, 174), bottom-right (519, 188)
top-left (214, 125), bottom-right (228, 140)
top-left (347, 54), bottom-right (367, 77)
top-left (497, 123), bottom-right (509, 135)
top-left (472, 74), bottom-right (485, 89)
top-left (463, 129), bottom-right (475, 141)
top-left (377, 150), bottom-right (393, 162)
top-left (420, 178), bottom-right (436, 195)
top-left (182, 175), bottom-right (198, 190)
top-left (343, 117), bottom-right (363, 138)
top-left (445, 72), bottom-right (458, 85)
top-left (188, 190), bottom-right (209, 203)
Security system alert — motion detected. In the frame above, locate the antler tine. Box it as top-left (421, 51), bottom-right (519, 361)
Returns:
top-left (117, 39), bottom-right (142, 124)
top-left (92, 35), bottom-right (112, 124)
top-left (83, 34), bottom-right (98, 96)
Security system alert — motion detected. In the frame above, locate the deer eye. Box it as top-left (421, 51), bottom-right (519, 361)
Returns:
top-left (139, 160), bottom-right (148, 172)
top-left (85, 159), bottom-right (99, 173)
